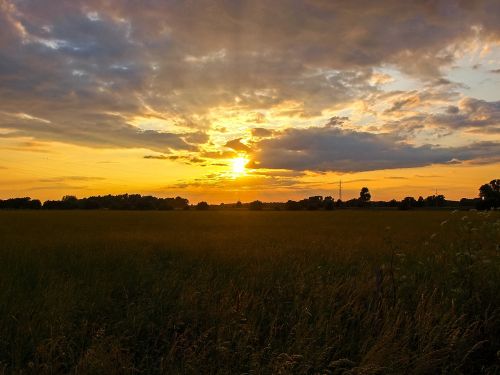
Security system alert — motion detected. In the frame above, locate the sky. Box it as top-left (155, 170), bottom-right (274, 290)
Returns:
top-left (0, 0), bottom-right (499, 203)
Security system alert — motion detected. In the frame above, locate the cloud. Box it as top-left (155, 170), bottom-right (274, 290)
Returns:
top-left (165, 172), bottom-right (310, 191)
top-left (143, 154), bottom-right (206, 165)
top-left (0, 0), bottom-right (500, 166)
top-left (0, 112), bottom-right (198, 152)
top-left (3, 140), bottom-right (53, 153)
top-left (143, 154), bottom-right (170, 160)
top-left (251, 124), bottom-right (500, 172)
top-left (30, 184), bottom-right (87, 190)
top-left (380, 98), bottom-right (500, 136)
top-left (38, 176), bottom-right (106, 183)
top-left (200, 150), bottom-right (238, 159)
top-left (415, 174), bottom-right (442, 178)
top-left (430, 98), bottom-right (500, 132)
top-left (224, 138), bottom-right (251, 153)
top-left (251, 128), bottom-right (273, 138)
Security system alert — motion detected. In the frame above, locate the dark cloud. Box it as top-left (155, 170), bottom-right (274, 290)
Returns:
top-left (381, 98), bottom-right (500, 136)
top-left (144, 154), bottom-right (206, 165)
top-left (0, 112), bottom-right (198, 152)
top-left (381, 87), bottom-right (460, 117)
top-left (251, 128), bottom-right (273, 138)
top-left (326, 116), bottom-right (349, 127)
top-left (252, 170), bottom-right (306, 178)
top-left (224, 138), bottom-right (251, 152)
top-left (385, 97), bottom-right (421, 114)
top-left (251, 125), bottom-right (500, 172)
top-left (143, 155), bottom-right (171, 160)
top-left (200, 150), bottom-right (238, 159)
top-left (183, 132), bottom-right (209, 145)
top-left (430, 98), bottom-right (500, 132)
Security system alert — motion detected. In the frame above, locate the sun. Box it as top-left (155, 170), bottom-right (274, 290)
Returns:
top-left (231, 156), bottom-right (249, 176)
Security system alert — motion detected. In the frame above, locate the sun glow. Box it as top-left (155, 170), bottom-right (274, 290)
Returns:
top-left (231, 156), bottom-right (249, 176)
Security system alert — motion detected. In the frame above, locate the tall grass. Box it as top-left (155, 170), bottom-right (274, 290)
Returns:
top-left (0, 211), bottom-right (498, 374)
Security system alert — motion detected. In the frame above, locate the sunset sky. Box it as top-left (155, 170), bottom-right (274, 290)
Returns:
top-left (1, 0), bottom-right (499, 203)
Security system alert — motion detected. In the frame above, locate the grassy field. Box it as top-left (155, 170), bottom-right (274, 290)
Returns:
top-left (0, 210), bottom-right (499, 374)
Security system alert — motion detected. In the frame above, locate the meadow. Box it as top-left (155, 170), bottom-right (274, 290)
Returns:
top-left (0, 210), bottom-right (499, 374)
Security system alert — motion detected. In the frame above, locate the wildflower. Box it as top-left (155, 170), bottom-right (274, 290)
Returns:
top-left (451, 210), bottom-right (458, 214)
top-left (461, 215), bottom-right (468, 221)
top-left (440, 220), bottom-right (448, 226)
top-left (430, 233), bottom-right (437, 239)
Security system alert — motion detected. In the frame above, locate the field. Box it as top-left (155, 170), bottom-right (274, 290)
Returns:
top-left (0, 210), bottom-right (499, 374)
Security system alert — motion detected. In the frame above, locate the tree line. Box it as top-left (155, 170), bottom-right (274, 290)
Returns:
top-left (0, 194), bottom-right (189, 211)
top-left (1, 179), bottom-right (498, 211)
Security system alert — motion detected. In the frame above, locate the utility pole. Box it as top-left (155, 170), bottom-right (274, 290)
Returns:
top-left (339, 179), bottom-right (342, 201)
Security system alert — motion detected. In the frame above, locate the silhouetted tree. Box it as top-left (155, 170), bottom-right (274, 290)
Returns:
top-left (249, 200), bottom-right (264, 210)
top-left (477, 179), bottom-right (500, 210)
top-left (0, 197), bottom-right (41, 209)
top-left (301, 196), bottom-right (323, 210)
top-left (196, 201), bottom-right (209, 210)
top-left (324, 196), bottom-right (335, 210)
top-left (417, 196), bottom-right (424, 207)
top-left (61, 195), bottom-right (79, 209)
top-left (42, 194), bottom-right (189, 210)
top-left (399, 196), bottom-right (417, 210)
top-left (358, 187), bottom-right (371, 207)
top-left (424, 194), bottom-right (446, 207)
top-left (388, 199), bottom-right (398, 208)
top-left (460, 197), bottom-right (480, 209)
top-left (285, 200), bottom-right (301, 210)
